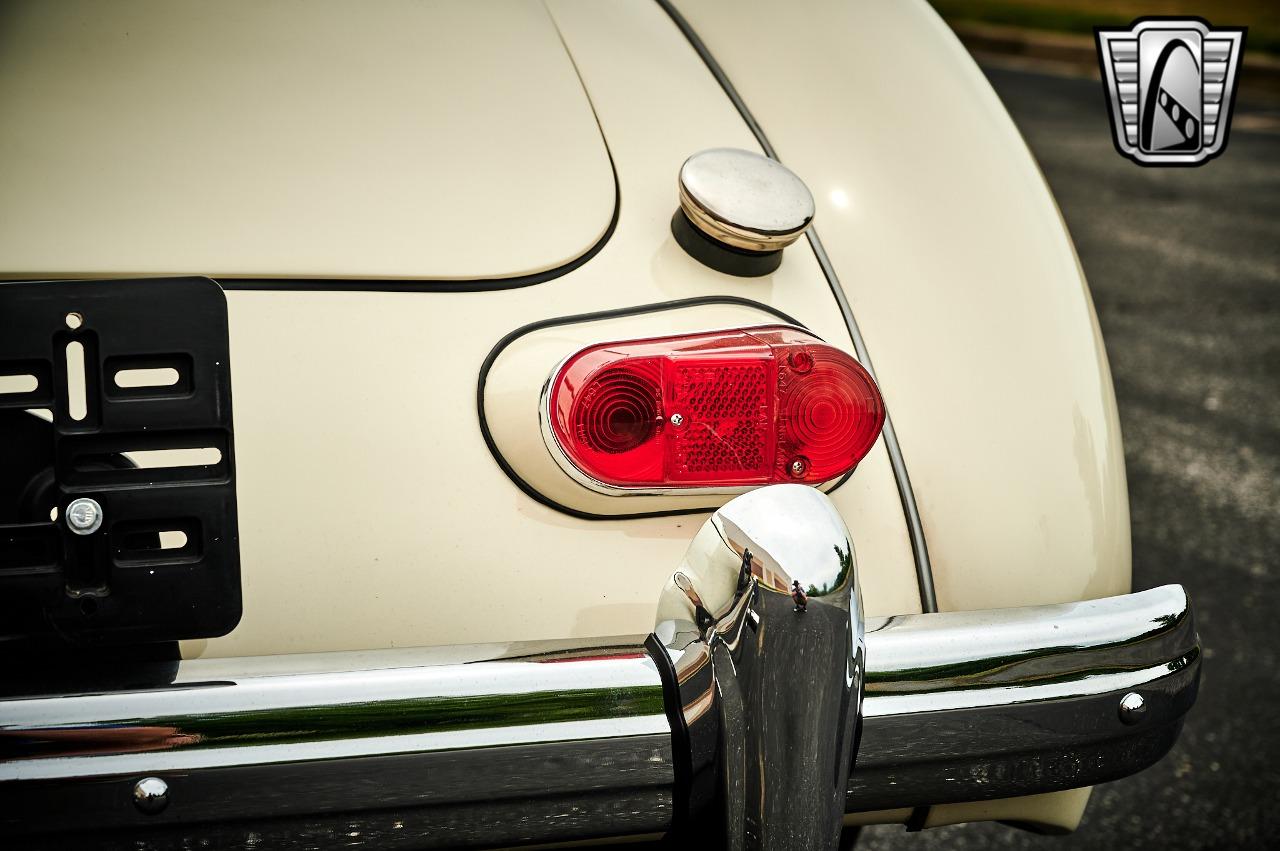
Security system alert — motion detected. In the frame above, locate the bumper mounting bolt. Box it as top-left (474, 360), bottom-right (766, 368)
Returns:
top-left (1118, 691), bottom-right (1147, 725)
top-left (132, 776), bottom-right (169, 815)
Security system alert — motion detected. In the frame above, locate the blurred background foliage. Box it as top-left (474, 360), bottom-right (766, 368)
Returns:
top-left (929, 0), bottom-right (1280, 54)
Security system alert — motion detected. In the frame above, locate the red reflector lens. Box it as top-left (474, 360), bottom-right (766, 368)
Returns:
top-left (544, 326), bottom-right (885, 491)
top-left (575, 366), bottom-right (660, 454)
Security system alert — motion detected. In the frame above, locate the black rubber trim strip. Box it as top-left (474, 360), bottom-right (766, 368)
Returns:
top-left (671, 209), bottom-right (782, 278)
top-left (654, 0), bottom-right (939, 612)
top-left (476, 296), bottom-right (852, 521)
top-left (644, 632), bottom-right (691, 831)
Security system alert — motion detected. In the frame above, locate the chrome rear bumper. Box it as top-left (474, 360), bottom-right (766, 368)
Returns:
top-left (854, 583), bottom-right (1199, 810)
top-left (0, 640), bottom-right (676, 845)
top-left (0, 586), bottom-right (1198, 847)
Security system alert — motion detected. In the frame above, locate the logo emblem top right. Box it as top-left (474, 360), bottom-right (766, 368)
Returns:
top-left (1096, 18), bottom-right (1247, 166)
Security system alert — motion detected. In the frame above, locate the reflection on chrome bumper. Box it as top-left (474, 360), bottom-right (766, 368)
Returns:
top-left (0, 640), bottom-right (676, 847)
top-left (0, 587), bottom-right (1198, 847)
top-left (854, 584), bottom-right (1199, 810)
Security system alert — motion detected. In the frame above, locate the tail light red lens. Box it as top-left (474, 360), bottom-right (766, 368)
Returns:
top-left (543, 326), bottom-right (885, 491)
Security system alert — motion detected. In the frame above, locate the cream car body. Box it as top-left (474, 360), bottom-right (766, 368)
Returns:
top-left (1, 0), bottom-right (1139, 839)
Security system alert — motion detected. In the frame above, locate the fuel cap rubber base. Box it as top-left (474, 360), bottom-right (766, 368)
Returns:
top-left (671, 210), bottom-right (782, 278)
top-left (673, 147), bottom-right (814, 277)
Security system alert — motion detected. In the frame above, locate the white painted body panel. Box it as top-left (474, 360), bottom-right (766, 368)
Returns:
top-left (178, 0), bottom-right (925, 661)
top-left (0, 0), bottom-right (614, 280)
top-left (666, 0), bottom-right (1131, 611)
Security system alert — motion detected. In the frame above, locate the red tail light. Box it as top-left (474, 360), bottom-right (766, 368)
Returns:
top-left (542, 326), bottom-right (885, 492)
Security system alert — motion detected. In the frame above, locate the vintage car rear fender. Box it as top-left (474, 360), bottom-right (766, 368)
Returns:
top-left (664, 0), bottom-right (1131, 610)
top-left (660, 0), bottom-right (1133, 832)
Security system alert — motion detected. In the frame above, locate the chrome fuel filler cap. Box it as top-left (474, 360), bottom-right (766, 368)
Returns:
top-left (673, 147), bottom-right (815, 277)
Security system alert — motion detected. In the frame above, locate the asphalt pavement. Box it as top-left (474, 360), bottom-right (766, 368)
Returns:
top-left (861, 65), bottom-right (1280, 851)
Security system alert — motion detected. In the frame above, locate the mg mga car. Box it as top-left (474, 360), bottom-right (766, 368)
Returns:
top-left (0, 1), bottom-right (1200, 848)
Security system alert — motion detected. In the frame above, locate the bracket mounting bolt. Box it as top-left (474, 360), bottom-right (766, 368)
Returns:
top-left (65, 498), bottom-right (103, 536)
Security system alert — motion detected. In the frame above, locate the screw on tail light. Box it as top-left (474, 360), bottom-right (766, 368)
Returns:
top-left (540, 326), bottom-right (885, 493)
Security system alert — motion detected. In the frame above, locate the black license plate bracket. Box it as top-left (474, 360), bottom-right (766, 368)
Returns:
top-left (1, 277), bottom-right (241, 644)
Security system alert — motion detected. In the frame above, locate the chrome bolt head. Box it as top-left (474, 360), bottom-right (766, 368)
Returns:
top-left (789, 458), bottom-right (808, 478)
top-left (132, 776), bottom-right (169, 814)
top-left (1118, 691), bottom-right (1147, 725)
top-left (65, 497), bottom-right (103, 535)
top-left (669, 413), bottom-right (685, 427)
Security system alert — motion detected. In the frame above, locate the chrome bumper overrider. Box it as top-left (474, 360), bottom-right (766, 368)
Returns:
top-left (0, 488), bottom-right (1200, 849)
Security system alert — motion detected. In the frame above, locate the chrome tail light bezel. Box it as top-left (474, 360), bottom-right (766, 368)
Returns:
top-left (537, 324), bottom-right (886, 497)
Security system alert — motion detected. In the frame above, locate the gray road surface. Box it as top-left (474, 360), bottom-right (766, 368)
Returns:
top-left (861, 65), bottom-right (1280, 851)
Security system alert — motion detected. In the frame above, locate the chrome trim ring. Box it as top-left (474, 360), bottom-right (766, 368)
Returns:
top-left (677, 148), bottom-right (814, 252)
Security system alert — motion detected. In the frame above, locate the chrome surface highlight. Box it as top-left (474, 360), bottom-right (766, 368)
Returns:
top-left (677, 148), bottom-right (815, 252)
top-left (132, 776), bottom-right (169, 815)
top-left (1119, 690), bottom-right (1149, 725)
top-left (849, 584), bottom-right (1200, 810)
top-left (655, 484), bottom-right (864, 850)
top-left (0, 639), bottom-right (673, 844)
top-left (0, 573), bottom-right (1198, 845)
